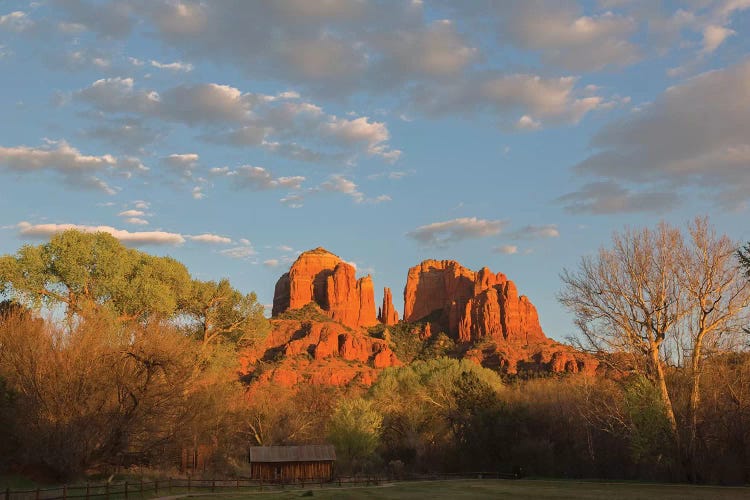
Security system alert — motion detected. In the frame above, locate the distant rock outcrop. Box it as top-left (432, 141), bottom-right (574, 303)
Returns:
top-left (403, 259), bottom-right (545, 343)
top-left (378, 287), bottom-right (399, 326)
top-left (272, 248), bottom-right (378, 329)
top-left (260, 250), bottom-right (598, 386)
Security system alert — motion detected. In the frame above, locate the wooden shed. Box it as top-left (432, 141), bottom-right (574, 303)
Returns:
top-left (248, 445), bottom-right (336, 482)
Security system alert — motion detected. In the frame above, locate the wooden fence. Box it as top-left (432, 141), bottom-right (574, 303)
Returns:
top-left (3, 472), bottom-right (520, 500)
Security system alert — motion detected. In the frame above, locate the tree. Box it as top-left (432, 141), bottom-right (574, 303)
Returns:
top-left (327, 398), bottom-right (382, 474)
top-left (559, 218), bottom-right (750, 479)
top-left (0, 230), bottom-right (191, 325)
top-left (182, 278), bottom-right (269, 349)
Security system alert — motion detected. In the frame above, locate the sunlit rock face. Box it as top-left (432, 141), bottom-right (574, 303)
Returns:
top-left (272, 247), bottom-right (377, 329)
top-left (403, 259), bottom-right (545, 343)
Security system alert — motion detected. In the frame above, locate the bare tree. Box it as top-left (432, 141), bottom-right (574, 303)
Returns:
top-left (559, 218), bottom-right (750, 479)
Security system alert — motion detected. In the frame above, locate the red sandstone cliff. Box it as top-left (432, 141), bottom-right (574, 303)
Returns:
top-left (403, 260), bottom-right (546, 344)
top-left (272, 248), bottom-right (378, 329)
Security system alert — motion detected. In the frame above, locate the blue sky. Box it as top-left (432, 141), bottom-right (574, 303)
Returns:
top-left (2, 0), bottom-right (750, 341)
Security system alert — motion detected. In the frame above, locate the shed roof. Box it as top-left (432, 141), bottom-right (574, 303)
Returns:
top-left (248, 445), bottom-right (336, 463)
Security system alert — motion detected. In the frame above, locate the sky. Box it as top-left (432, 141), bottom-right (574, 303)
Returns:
top-left (2, 0), bottom-right (750, 342)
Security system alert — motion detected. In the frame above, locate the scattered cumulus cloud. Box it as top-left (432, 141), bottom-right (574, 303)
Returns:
top-left (407, 217), bottom-right (507, 247)
top-left (494, 245), bottom-right (518, 255)
top-left (16, 221), bottom-right (185, 246)
top-left (187, 233), bottom-right (231, 244)
top-left (569, 59), bottom-right (750, 211)
top-left (0, 139), bottom-right (146, 195)
top-left (507, 224), bottom-right (560, 239)
top-left (150, 59), bottom-right (194, 72)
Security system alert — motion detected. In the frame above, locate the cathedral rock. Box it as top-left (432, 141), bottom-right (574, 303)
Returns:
top-left (272, 247), bottom-right (378, 329)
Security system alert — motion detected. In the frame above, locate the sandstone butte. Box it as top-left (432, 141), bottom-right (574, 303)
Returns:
top-left (272, 247), bottom-right (378, 329)
top-left (245, 249), bottom-right (597, 389)
top-left (403, 259), bottom-right (597, 375)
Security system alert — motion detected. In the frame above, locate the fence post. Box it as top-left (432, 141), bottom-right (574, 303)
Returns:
top-left (105, 482), bottom-right (109, 500)
top-left (6, 486), bottom-right (10, 500)
top-left (139, 479), bottom-right (143, 497)
top-left (154, 480), bottom-right (158, 496)
top-left (168, 478), bottom-right (172, 494)
top-left (187, 476), bottom-right (191, 492)
top-left (85, 483), bottom-right (90, 500)
top-left (235, 478), bottom-right (239, 489)
top-left (36, 487), bottom-right (40, 500)
top-left (211, 480), bottom-right (215, 493)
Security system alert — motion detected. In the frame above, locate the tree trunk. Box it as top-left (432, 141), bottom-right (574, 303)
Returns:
top-left (650, 346), bottom-right (679, 445)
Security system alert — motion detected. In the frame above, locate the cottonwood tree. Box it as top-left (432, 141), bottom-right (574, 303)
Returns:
top-left (182, 278), bottom-right (269, 350)
top-left (0, 230), bottom-right (191, 325)
top-left (559, 218), bottom-right (750, 479)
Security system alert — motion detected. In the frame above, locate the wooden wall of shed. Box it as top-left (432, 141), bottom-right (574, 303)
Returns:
top-left (249, 461), bottom-right (334, 482)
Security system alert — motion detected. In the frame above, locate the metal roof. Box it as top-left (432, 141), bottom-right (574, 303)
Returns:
top-left (248, 445), bottom-right (336, 463)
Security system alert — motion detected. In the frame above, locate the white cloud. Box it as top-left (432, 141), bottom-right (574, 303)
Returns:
top-left (412, 72), bottom-right (614, 128)
top-left (16, 222), bottom-right (185, 246)
top-left (263, 259), bottom-right (280, 267)
top-left (499, 3), bottom-right (639, 71)
top-left (220, 246), bottom-right (257, 259)
top-left (407, 217), bottom-right (507, 247)
top-left (150, 59), bottom-right (194, 72)
top-left (516, 115), bottom-right (541, 130)
top-left (558, 181), bottom-right (679, 215)
top-left (77, 78), bottom-right (399, 165)
top-left (192, 186), bottom-right (205, 199)
top-left (701, 24), bottom-right (734, 54)
top-left (0, 11), bottom-right (34, 32)
top-left (375, 19), bottom-right (477, 79)
top-left (133, 200), bottom-right (150, 210)
top-left (494, 245), bottom-right (518, 255)
top-left (118, 209), bottom-right (145, 217)
top-left (187, 234), bottom-right (231, 244)
top-left (125, 217), bottom-right (149, 225)
top-left (508, 224), bottom-right (560, 239)
top-left (226, 165), bottom-right (305, 191)
top-left (163, 153), bottom-right (199, 178)
top-left (0, 139), bottom-right (145, 194)
top-left (320, 175), bottom-right (364, 203)
top-left (571, 59), bottom-right (750, 210)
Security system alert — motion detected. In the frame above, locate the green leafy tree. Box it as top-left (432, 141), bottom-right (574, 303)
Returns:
top-left (327, 398), bottom-right (382, 474)
top-left (0, 230), bottom-right (191, 324)
top-left (182, 278), bottom-right (269, 348)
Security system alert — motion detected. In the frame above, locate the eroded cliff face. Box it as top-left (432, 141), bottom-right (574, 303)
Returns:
top-left (403, 260), bottom-right (545, 344)
top-left (272, 248), bottom-right (378, 329)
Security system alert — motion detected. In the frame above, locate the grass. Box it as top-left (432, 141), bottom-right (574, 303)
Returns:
top-left (178, 478), bottom-right (750, 500)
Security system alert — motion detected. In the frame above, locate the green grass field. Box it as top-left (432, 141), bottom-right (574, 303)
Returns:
top-left (181, 479), bottom-right (750, 500)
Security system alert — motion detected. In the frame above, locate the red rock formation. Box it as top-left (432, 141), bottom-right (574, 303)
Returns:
top-left (378, 287), bottom-right (399, 325)
top-left (272, 248), bottom-right (378, 328)
top-left (404, 259), bottom-right (545, 344)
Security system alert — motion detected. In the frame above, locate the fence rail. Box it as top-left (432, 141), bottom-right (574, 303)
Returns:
top-left (3, 472), bottom-right (519, 500)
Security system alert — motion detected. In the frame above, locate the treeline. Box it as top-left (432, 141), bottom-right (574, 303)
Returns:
top-left (1, 220), bottom-right (750, 485)
top-left (245, 355), bottom-right (750, 484)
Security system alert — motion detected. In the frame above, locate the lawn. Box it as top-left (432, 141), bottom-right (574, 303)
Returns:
top-left (180, 478), bottom-right (750, 500)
